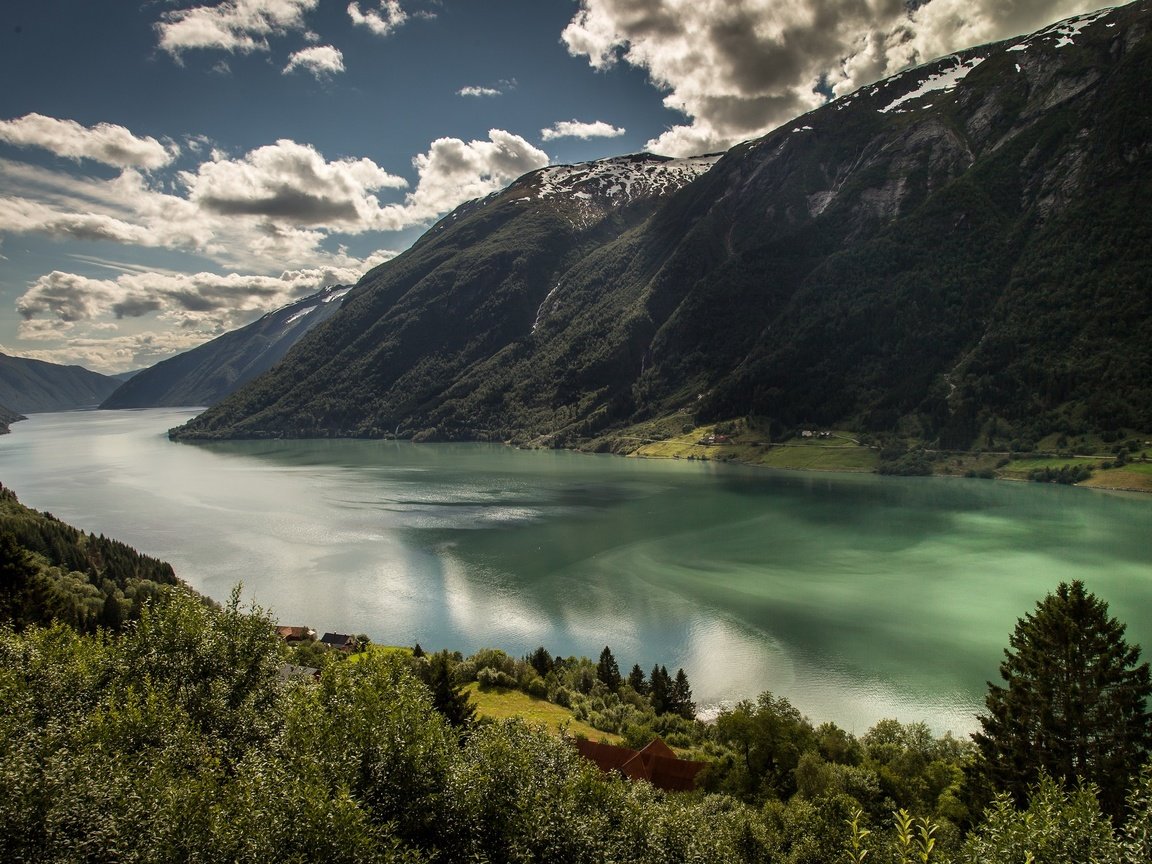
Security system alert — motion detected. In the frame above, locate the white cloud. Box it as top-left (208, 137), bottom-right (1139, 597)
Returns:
top-left (283, 45), bottom-right (346, 78)
top-left (458, 85), bottom-right (503, 98)
top-left (183, 139), bottom-right (408, 230)
top-left (157, 0), bottom-right (318, 56)
top-left (540, 119), bottom-right (626, 141)
top-left (347, 0), bottom-right (407, 37)
top-left (0, 114), bottom-right (175, 169)
top-left (15, 254), bottom-right (397, 371)
top-left (562, 0), bottom-right (1108, 157)
top-left (381, 129), bottom-right (549, 227)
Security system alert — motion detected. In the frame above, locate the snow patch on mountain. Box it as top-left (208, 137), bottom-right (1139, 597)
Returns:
top-left (518, 154), bottom-right (721, 229)
top-left (1007, 7), bottom-right (1115, 51)
top-left (262, 285), bottom-right (351, 329)
top-left (879, 56), bottom-right (985, 114)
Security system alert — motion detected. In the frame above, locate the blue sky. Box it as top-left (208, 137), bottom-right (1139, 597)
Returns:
top-left (0, 0), bottom-right (1107, 373)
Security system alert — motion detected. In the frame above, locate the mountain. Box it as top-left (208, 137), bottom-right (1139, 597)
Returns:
top-left (173, 4), bottom-right (1152, 450)
top-left (0, 353), bottom-right (120, 414)
top-left (101, 285), bottom-right (353, 409)
top-left (0, 402), bottom-right (25, 435)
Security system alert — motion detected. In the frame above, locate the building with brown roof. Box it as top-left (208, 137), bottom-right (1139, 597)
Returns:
top-left (275, 625), bottom-right (316, 643)
top-left (573, 737), bottom-right (706, 792)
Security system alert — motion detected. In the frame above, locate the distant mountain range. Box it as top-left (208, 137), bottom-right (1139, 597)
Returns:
top-left (160, 4), bottom-right (1150, 448)
top-left (0, 353), bottom-right (120, 415)
top-left (101, 285), bottom-right (352, 409)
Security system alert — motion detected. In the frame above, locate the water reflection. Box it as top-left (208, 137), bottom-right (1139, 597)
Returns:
top-left (1, 408), bottom-right (1150, 736)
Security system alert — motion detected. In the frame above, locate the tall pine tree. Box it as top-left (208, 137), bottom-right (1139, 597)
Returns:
top-left (597, 646), bottom-right (622, 690)
top-left (670, 668), bottom-right (696, 719)
top-left (426, 650), bottom-right (476, 729)
top-left (973, 581), bottom-right (1152, 819)
top-left (627, 663), bottom-right (648, 696)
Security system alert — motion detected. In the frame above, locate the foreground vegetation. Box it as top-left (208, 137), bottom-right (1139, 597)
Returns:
top-left (3, 485), bottom-right (1152, 861)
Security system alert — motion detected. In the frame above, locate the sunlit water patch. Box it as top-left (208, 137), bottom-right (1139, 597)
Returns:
top-left (1, 408), bottom-right (1150, 735)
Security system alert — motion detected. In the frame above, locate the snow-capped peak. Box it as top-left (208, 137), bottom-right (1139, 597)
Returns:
top-left (510, 153), bottom-right (722, 229)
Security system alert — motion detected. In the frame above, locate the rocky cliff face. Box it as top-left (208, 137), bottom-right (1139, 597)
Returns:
top-left (174, 3), bottom-right (1152, 447)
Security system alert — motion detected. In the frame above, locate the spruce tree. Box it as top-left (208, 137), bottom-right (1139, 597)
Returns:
top-left (527, 646), bottom-right (553, 678)
top-left (670, 668), bottom-right (696, 719)
top-left (973, 581), bottom-right (1152, 819)
top-left (426, 650), bottom-right (475, 729)
top-left (627, 663), bottom-right (648, 695)
top-left (596, 645), bottom-right (622, 690)
top-left (650, 665), bottom-right (672, 715)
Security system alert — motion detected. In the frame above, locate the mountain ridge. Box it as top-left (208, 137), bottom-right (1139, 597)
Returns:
top-left (101, 284), bottom-right (353, 409)
top-left (173, 4), bottom-right (1152, 450)
top-left (0, 353), bottom-right (120, 414)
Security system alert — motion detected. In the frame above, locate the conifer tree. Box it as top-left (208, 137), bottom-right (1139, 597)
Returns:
top-left (427, 650), bottom-right (475, 729)
top-left (650, 665), bottom-right (672, 715)
top-left (628, 663), bottom-right (648, 695)
top-left (597, 645), bottom-right (622, 690)
top-left (671, 668), bottom-right (696, 719)
top-left (973, 580), bottom-right (1152, 819)
top-left (527, 646), bottom-right (553, 678)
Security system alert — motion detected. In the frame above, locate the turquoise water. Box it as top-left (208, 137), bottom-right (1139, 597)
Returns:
top-left (2, 408), bottom-right (1149, 734)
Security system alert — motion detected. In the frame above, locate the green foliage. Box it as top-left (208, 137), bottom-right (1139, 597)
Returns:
top-left (423, 649), bottom-right (476, 728)
top-left (1028, 464), bottom-right (1092, 484)
top-left (960, 775), bottom-right (1120, 864)
top-left (0, 482), bottom-right (180, 633)
top-left (597, 644), bottom-right (623, 690)
top-left (973, 581), bottom-right (1152, 819)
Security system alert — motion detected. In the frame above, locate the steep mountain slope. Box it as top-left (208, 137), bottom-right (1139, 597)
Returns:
top-left (102, 285), bottom-right (352, 409)
top-left (0, 403), bottom-right (25, 434)
top-left (0, 353), bottom-right (120, 413)
top-left (174, 3), bottom-right (1152, 449)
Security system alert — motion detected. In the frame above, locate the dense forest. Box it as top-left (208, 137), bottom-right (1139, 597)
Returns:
top-left (0, 482), bottom-right (179, 633)
top-left (2, 492), bottom-right (1151, 861)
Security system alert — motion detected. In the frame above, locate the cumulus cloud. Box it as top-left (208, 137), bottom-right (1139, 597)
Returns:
top-left (540, 119), bottom-right (626, 141)
top-left (15, 253), bottom-right (393, 340)
top-left (1, 125), bottom-right (547, 271)
top-left (283, 45), bottom-right (345, 77)
top-left (562, 0), bottom-right (1106, 156)
top-left (347, 0), bottom-right (408, 36)
top-left (157, 0), bottom-right (318, 56)
top-left (184, 139), bottom-right (407, 228)
top-left (458, 85), bottom-right (503, 97)
top-left (382, 129), bottom-right (549, 226)
top-left (0, 114), bottom-right (175, 169)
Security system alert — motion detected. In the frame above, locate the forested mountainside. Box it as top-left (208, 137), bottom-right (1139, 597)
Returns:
top-left (0, 353), bottom-right (120, 414)
top-left (0, 403), bottom-right (24, 435)
top-left (174, 4), bottom-right (1152, 449)
top-left (102, 285), bottom-right (352, 409)
top-left (0, 482), bottom-right (180, 632)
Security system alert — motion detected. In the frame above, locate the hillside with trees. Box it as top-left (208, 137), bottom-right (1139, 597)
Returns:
top-left (175, 4), bottom-right (1152, 455)
top-left (0, 482), bottom-right (180, 632)
top-left (2, 495), bottom-right (1150, 861)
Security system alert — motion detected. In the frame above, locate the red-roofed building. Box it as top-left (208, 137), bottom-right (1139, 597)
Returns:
top-left (573, 737), bottom-right (706, 792)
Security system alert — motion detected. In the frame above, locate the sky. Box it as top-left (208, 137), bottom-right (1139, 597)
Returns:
top-left (0, 0), bottom-right (1114, 374)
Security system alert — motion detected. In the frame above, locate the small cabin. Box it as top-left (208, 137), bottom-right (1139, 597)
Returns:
top-left (572, 737), bottom-right (706, 792)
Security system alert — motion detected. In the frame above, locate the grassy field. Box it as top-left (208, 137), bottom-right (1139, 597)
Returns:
top-left (463, 683), bottom-right (621, 743)
top-left (606, 415), bottom-right (1152, 494)
top-left (624, 420), bottom-right (878, 473)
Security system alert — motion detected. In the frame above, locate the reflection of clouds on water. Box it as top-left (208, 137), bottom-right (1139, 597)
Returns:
top-left (3, 409), bottom-right (1151, 740)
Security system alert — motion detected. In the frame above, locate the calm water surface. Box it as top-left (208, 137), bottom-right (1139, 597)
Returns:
top-left (2, 408), bottom-right (1150, 734)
